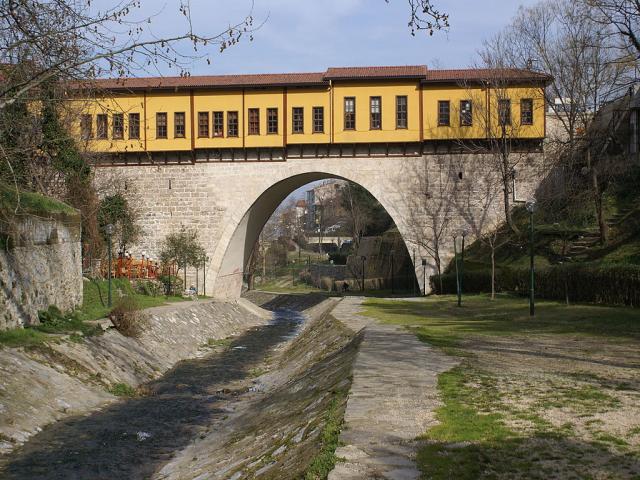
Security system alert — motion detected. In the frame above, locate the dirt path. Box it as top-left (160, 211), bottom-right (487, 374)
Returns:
top-left (328, 297), bottom-right (458, 480)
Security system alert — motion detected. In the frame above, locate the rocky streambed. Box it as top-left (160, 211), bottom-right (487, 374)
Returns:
top-left (0, 293), bottom-right (360, 479)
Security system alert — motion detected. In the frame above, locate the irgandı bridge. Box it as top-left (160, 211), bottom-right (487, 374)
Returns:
top-left (78, 65), bottom-right (550, 298)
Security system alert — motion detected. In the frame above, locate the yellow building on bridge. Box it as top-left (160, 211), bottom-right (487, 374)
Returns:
top-left (70, 65), bottom-right (550, 163)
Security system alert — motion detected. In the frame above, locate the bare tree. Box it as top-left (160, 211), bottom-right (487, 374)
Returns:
top-left (401, 156), bottom-right (456, 292)
top-left (453, 160), bottom-right (506, 299)
top-left (385, 0), bottom-right (448, 36)
top-left (491, 1), bottom-right (629, 154)
top-left (483, 0), bottom-right (635, 242)
top-left (456, 67), bottom-right (544, 234)
top-left (583, 0), bottom-right (640, 57)
top-left (0, 0), bottom-right (256, 110)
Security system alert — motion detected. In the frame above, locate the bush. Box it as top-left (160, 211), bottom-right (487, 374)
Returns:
top-left (37, 305), bottom-right (102, 336)
top-left (430, 264), bottom-right (640, 307)
top-left (109, 296), bottom-right (148, 337)
top-left (158, 275), bottom-right (183, 296)
top-left (108, 382), bottom-right (137, 397)
top-left (132, 279), bottom-right (163, 297)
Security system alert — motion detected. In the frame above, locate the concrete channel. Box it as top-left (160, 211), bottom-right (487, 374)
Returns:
top-left (0, 293), bottom-right (361, 479)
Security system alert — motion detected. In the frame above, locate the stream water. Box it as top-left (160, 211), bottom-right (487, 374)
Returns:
top-left (0, 302), bottom-right (310, 480)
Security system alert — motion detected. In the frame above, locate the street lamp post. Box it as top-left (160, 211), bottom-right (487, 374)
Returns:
top-left (361, 255), bottom-right (366, 292)
top-left (390, 250), bottom-right (395, 295)
top-left (422, 258), bottom-right (427, 296)
top-left (526, 199), bottom-right (537, 316)
top-left (105, 224), bottom-right (114, 307)
top-left (453, 235), bottom-right (461, 307)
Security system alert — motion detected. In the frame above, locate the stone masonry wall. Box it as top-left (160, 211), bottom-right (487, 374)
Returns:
top-left (94, 150), bottom-right (548, 298)
top-left (0, 213), bottom-right (82, 330)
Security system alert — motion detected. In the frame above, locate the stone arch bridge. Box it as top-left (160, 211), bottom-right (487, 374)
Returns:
top-left (95, 147), bottom-right (543, 299)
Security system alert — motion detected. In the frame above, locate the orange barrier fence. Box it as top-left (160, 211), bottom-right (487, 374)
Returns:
top-left (99, 256), bottom-right (173, 280)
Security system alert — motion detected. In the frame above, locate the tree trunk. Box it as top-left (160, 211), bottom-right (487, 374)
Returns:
top-left (500, 131), bottom-right (520, 235)
top-left (491, 247), bottom-right (496, 300)
top-left (592, 167), bottom-right (608, 245)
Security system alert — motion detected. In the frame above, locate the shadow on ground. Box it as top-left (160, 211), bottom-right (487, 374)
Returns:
top-left (418, 436), bottom-right (640, 479)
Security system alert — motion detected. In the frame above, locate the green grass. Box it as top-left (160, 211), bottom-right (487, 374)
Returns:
top-left (362, 294), bottom-right (640, 343)
top-left (204, 337), bottom-right (233, 348)
top-left (108, 382), bottom-right (137, 397)
top-left (427, 366), bottom-right (512, 443)
top-left (416, 365), bottom-right (516, 479)
top-left (0, 327), bottom-right (49, 347)
top-left (79, 278), bottom-right (186, 322)
top-left (304, 389), bottom-right (347, 480)
top-left (0, 182), bottom-right (76, 216)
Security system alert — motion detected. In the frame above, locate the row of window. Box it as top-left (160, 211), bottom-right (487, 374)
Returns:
top-left (80, 112), bottom-right (141, 140)
top-left (436, 98), bottom-right (534, 127)
top-left (343, 96), bottom-right (408, 131)
top-left (80, 97), bottom-right (535, 140)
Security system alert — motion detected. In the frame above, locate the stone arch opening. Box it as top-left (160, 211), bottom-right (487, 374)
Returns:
top-left (211, 171), bottom-right (418, 299)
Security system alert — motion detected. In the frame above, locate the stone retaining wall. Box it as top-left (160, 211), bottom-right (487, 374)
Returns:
top-left (0, 213), bottom-right (82, 330)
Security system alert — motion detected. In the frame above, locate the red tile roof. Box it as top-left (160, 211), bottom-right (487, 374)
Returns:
top-left (85, 72), bottom-right (326, 91)
top-left (72, 66), bottom-right (551, 92)
top-left (424, 68), bottom-right (551, 83)
top-left (324, 65), bottom-right (429, 80)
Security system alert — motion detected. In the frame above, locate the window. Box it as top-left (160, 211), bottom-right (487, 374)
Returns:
top-left (80, 114), bottom-right (92, 139)
top-left (96, 114), bottom-right (108, 139)
top-left (228, 111), bottom-right (239, 137)
top-left (344, 97), bottom-right (356, 130)
top-left (128, 113), bottom-right (140, 139)
top-left (460, 100), bottom-right (472, 127)
top-left (112, 114), bottom-right (124, 139)
top-left (156, 112), bottom-right (167, 138)
top-left (213, 111), bottom-right (224, 137)
top-left (370, 96), bottom-right (381, 130)
top-left (292, 107), bottom-right (304, 134)
top-left (438, 100), bottom-right (450, 126)
top-left (267, 108), bottom-right (278, 134)
top-left (248, 108), bottom-right (260, 135)
top-left (396, 96), bottom-right (407, 129)
top-left (521, 98), bottom-right (533, 125)
top-left (498, 99), bottom-right (511, 126)
top-left (313, 106), bottom-right (324, 133)
top-left (198, 112), bottom-right (209, 138)
top-left (174, 112), bottom-right (186, 138)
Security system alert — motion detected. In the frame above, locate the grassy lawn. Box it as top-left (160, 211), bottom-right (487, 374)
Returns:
top-left (79, 278), bottom-right (187, 322)
top-left (363, 294), bottom-right (640, 479)
top-left (0, 279), bottom-right (190, 348)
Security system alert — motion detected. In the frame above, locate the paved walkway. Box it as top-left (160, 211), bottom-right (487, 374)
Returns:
top-left (329, 297), bottom-right (458, 480)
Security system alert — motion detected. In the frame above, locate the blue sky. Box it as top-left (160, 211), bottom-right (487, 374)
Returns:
top-left (123, 0), bottom-right (541, 76)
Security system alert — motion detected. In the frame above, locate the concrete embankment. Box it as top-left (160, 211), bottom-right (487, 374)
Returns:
top-left (156, 292), bottom-right (360, 479)
top-left (0, 292), bottom-right (360, 480)
top-left (0, 299), bottom-right (270, 455)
